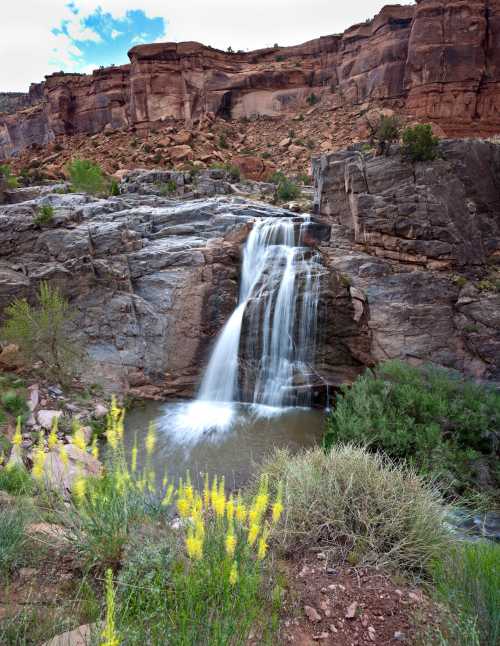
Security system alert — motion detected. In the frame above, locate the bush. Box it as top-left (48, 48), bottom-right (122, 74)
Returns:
top-left (0, 465), bottom-right (35, 496)
top-left (33, 204), bottom-right (54, 226)
top-left (109, 179), bottom-right (120, 196)
top-left (218, 133), bottom-right (228, 149)
top-left (259, 445), bottom-right (448, 573)
top-left (270, 172), bottom-right (300, 201)
top-left (431, 542), bottom-right (500, 646)
top-left (324, 361), bottom-right (500, 499)
top-left (0, 164), bottom-right (19, 189)
top-left (67, 158), bottom-right (106, 195)
top-left (374, 115), bottom-right (400, 155)
top-left (0, 281), bottom-right (81, 383)
top-left (1, 390), bottom-right (27, 418)
top-left (306, 93), bottom-right (319, 106)
top-left (402, 124), bottom-right (439, 162)
top-left (158, 180), bottom-right (177, 196)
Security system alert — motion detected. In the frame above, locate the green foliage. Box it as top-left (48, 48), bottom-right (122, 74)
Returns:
top-left (431, 542), bottom-right (500, 646)
top-left (159, 179), bottom-right (177, 196)
top-left (324, 361), bottom-right (500, 499)
top-left (1, 389), bottom-right (28, 418)
top-left (0, 507), bottom-right (28, 577)
top-left (0, 465), bottom-right (35, 496)
top-left (374, 115), bottom-right (401, 155)
top-left (0, 281), bottom-right (81, 383)
top-left (402, 124), bottom-right (439, 162)
top-left (33, 204), bottom-right (54, 226)
top-left (275, 55), bottom-right (285, 62)
top-left (259, 445), bottom-right (448, 573)
top-left (306, 93), bottom-right (319, 106)
top-left (67, 158), bottom-right (106, 195)
top-left (218, 133), bottom-right (229, 149)
top-left (109, 179), bottom-right (120, 196)
top-left (270, 172), bottom-right (300, 201)
top-left (0, 164), bottom-right (19, 189)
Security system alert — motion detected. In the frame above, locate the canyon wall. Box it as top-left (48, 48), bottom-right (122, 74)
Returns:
top-left (1, 0), bottom-right (500, 160)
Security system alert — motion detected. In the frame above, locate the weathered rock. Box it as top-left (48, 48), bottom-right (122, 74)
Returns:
top-left (313, 139), bottom-right (500, 380)
top-left (2, 1), bottom-right (500, 159)
top-left (37, 410), bottom-right (62, 430)
top-left (42, 445), bottom-right (102, 494)
top-left (41, 624), bottom-right (95, 646)
top-left (170, 144), bottom-right (193, 162)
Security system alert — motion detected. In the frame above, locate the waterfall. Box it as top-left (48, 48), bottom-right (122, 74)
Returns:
top-left (197, 216), bottom-right (323, 415)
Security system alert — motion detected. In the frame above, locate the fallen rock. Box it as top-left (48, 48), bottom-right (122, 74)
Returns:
top-left (304, 605), bottom-right (322, 623)
top-left (37, 410), bottom-right (62, 430)
top-left (41, 624), bottom-right (95, 646)
top-left (93, 403), bottom-right (108, 419)
top-left (345, 601), bottom-right (358, 619)
top-left (43, 445), bottom-right (102, 495)
top-left (170, 145), bottom-right (193, 162)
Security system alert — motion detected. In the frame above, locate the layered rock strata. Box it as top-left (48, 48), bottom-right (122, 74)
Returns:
top-left (2, 0), bottom-right (500, 160)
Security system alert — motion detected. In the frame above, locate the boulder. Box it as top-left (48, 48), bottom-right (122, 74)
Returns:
top-left (37, 410), bottom-right (62, 430)
top-left (170, 145), bottom-right (193, 162)
top-left (42, 444), bottom-right (102, 494)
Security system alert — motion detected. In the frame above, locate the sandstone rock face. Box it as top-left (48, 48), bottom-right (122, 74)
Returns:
top-left (2, 0), bottom-right (500, 160)
top-left (313, 139), bottom-right (500, 380)
top-left (0, 170), bottom-right (339, 396)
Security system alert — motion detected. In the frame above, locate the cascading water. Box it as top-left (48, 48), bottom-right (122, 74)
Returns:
top-left (197, 216), bottom-right (324, 419)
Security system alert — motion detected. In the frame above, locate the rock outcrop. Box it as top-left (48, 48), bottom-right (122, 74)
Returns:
top-left (2, 0), bottom-right (500, 160)
top-left (313, 139), bottom-right (500, 380)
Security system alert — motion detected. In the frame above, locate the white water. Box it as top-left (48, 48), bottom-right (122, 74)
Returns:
top-left (195, 216), bottom-right (323, 425)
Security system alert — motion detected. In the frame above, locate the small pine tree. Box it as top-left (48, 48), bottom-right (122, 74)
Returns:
top-left (374, 115), bottom-right (401, 156)
top-left (67, 158), bottom-right (106, 195)
top-left (402, 124), bottom-right (439, 162)
top-left (0, 282), bottom-right (81, 383)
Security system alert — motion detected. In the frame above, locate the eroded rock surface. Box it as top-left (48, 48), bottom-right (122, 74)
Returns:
top-left (313, 139), bottom-right (500, 380)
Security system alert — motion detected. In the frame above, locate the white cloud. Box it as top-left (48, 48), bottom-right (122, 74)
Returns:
top-left (0, 1), bottom-right (415, 92)
top-left (110, 29), bottom-right (122, 39)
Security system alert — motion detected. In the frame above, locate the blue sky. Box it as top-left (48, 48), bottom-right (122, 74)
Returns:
top-left (51, 6), bottom-right (166, 71)
top-left (0, 1), bottom-right (414, 92)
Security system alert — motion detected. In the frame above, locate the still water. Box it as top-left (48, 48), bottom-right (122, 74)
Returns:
top-left (123, 400), bottom-right (325, 489)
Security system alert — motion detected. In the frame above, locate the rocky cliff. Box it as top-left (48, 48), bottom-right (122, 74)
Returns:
top-left (0, 140), bottom-right (498, 399)
top-left (1, 0), bottom-right (500, 161)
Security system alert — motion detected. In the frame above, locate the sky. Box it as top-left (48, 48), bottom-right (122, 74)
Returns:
top-left (0, 1), bottom-right (414, 92)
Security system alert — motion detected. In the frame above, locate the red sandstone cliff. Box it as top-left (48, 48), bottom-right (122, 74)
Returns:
top-left (1, 0), bottom-right (500, 160)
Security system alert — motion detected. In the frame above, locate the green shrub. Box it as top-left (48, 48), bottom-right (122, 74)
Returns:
top-left (1, 390), bottom-right (27, 418)
top-left (67, 158), bottom-right (106, 195)
top-left (159, 179), bottom-right (177, 196)
top-left (0, 507), bottom-right (28, 577)
top-left (374, 115), bottom-right (401, 155)
top-left (218, 133), bottom-right (228, 149)
top-left (109, 179), bottom-right (120, 196)
top-left (0, 164), bottom-right (19, 189)
top-left (0, 281), bottom-right (81, 383)
top-left (431, 542), bottom-right (500, 646)
top-left (0, 465), bottom-right (35, 496)
top-left (324, 361), bottom-right (500, 499)
top-left (306, 93), bottom-right (319, 106)
top-left (33, 204), bottom-right (54, 226)
top-left (270, 172), bottom-right (300, 201)
top-left (259, 445), bottom-right (449, 573)
top-left (402, 124), bottom-right (439, 162)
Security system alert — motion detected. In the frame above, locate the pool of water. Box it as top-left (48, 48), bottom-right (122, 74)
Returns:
top-left (123, 400), bottom-right (325, 489)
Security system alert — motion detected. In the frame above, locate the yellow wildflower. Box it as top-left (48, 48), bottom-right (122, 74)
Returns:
top-left (194, 516), bottom-right (205, 540)
top-left (229, 561), bottom-right (238, 585)
top-left (12, 418), bottom-right (22, 447)
top-left (162, 470), bottom-right (169, 488)
top-left (91, 438), bottom-right (99, 460)
top-left (101, 568), bottom-right (120, 646)
top-left (161, 484), bottom-right (174, 506)
top-left (73, 474), bottom-right (87, 504)
top-left (184, 472), bottom-right (194, 502)
top-left (235, 497), bottom-right (247, 524)
top-left (225, 526), bottom-right (237, 558)
top-left (145, 423), bottom-right (156, 456)
top-left (247, 522), bottom-right (260, 547)
top-left (47, 429), bottom-right (58, 450)
top-left (185, 529), bottom-right (203, 560)
top-left (177, 497), bottom-right (190, 518)
top-left (226, 494), bottom-right (235, 521)
top-left (72, 423), bottom-right (87, 451)
top-left (106, 426), bottom-right (117, 450)
top-left (272, 483), bottom-right (284, 524)
top-left (59, 443), bottom-right (69, 467)
top-left (32, 447), bottom-right (46, 481)
top-left (0, 451), bottom-right (4, 466)
top-left (257, 527), bottom-right (269, 560)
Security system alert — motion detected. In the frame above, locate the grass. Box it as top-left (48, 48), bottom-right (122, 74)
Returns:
top-left (1, 389), bottom-right (28, 418)
top-left (33, 204), bottom-right (54, 226)
top-left (259, 445), bottom-right (450, 574)
top-left (0, 465), bottom-right (35, 496)
top-left (430, 542), bottom-right (500, 646)
top-left (0, 507), bottom-right (29, 577)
